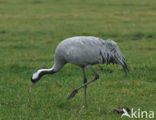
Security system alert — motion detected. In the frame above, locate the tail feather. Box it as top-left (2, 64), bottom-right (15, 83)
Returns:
top-left (114, 54), bottom-right (128, 73)
top-left (100, 39), bottom-right (128, 73)
top-left (111, 45), bottom-right (128, 73)
top-left (122, 61), bottom-right (129, 73)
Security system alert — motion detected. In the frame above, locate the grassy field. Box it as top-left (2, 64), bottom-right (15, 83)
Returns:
top-left (0, 0), bottom-right (156, 119)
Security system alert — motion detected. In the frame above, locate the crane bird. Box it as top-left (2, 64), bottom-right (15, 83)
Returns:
top-left (30, 36), bottom-right (128, 106)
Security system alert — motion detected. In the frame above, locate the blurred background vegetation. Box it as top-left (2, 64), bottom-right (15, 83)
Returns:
top-left (0, 0), bottom-right (156, 119)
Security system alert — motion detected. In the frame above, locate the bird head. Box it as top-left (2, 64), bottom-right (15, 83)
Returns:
top-left (30, 71), bottom-right (40, 92)
top-left (31, 71), bottom-right (40, 83)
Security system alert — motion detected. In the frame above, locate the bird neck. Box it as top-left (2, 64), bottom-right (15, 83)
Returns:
top-left (38, 67), bottom-right (55, 76)
top-left (32, 67), bottom-right (55, 80)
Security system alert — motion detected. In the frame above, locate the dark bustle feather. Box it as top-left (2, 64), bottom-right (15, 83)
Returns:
top-left (122, 61), bottom-right (129, 73)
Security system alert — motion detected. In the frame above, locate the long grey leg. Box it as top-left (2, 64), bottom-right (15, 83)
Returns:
top-left (77, 65), bottom-right (99, 89)
top-left (67, 65), bottom-right (99, 101)
top-left (82, 67), bottom-right (87, 106)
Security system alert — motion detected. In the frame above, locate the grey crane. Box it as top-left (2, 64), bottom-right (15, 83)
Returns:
top-left (30, 36), bottom-right (128, 106)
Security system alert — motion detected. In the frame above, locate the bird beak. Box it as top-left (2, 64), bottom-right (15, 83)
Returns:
top-left (29, 82), bottom-right (35, 93)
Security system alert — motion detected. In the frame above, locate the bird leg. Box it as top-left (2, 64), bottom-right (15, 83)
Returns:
top-left (82, 68), bottom-right (87, 107)
top-left (67, 73), bottom-right (99, 100)
top-left (67, 66), bottom-right (99, 104)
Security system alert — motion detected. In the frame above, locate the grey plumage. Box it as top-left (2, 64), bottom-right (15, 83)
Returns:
top-left (53, 36), bottom-right (127, 70)
top-left (31, 36), bottom-right (128, 106)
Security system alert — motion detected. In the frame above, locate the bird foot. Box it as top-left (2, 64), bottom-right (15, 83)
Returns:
top-left (67, 89), bottom-right (78, 100)
top-left (82, 104), bottom-right (87, 108)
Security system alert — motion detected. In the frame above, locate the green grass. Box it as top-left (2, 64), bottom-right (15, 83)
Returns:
top-left (0, 0), bottom-right (156, 119)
